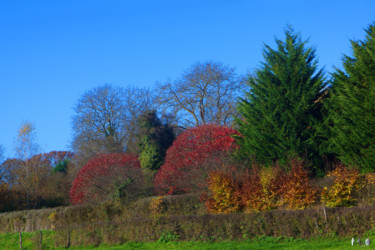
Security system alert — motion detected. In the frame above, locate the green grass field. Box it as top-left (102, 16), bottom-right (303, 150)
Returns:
top-left (0, 231), bottom-right (370, 249)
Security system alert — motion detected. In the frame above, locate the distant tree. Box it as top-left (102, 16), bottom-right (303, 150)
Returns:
top-left (157, 61), bottom-right (242, 128)
top-left (137, 110), bottom-right (175, 171)
top-left (69, 153), bottom-right (143, 205)
top-left (0, 150), bottom-right (76, 210)
top-left (15, 121), bottom-right (39, 161)
top-left (0, 181), bottom-right (10, 212)
top-left (72, 84), bottom-right (155, 163)
top-left (13, 121), bottom-right (43, 208)
top-left (236, 27), bottom-right (327, 174)
top-left (0, 158), bottom-right (24, 211)
top-left (0, 145), bottom-right (13, 211)
top-left (35, 151), bottom-right (74, 173)
top-left (0, 129), bottom-right (75, 209)
top-left (154, 124), bottom-right (239, 195)
top-left (35, 151), bottom-right (74, 206)
top-left (328, 23), bottom-right (375, 172)
top-left (0, 158), bottom-right (23, 187)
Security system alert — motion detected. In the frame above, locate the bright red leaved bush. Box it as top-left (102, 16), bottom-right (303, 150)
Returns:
top-left (69, 153), bottom-right (142, 205)
top-left (154, 124), bottom-right (240, 195)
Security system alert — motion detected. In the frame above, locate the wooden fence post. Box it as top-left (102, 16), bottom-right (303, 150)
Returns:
top-left (39, 230), bottom-right (43, 249)
top-left (19, 231), bottom-right (22, 249)
top-left (67, 230), bottom-right (71, 248)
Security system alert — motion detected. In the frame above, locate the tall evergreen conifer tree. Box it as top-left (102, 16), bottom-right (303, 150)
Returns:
top-left (236, 27), bottom-right (327, 174)
top-left (328, 23), bottom-right (375, 172)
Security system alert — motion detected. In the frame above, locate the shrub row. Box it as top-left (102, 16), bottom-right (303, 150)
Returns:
top-left (2, 197), bottom-right (375, 246)
top-left (204, 161), bottom-right (372, 213)
top-left (51, 205), bottom-right (375, 247)
top-left (0, 194), bottom-right (203, 233)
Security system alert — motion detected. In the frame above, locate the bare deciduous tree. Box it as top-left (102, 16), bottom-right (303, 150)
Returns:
top-left (72, 84), bottom-right (154, 161)
top-left (157, 61), bottom-right (242, 128)
top-left (13, 121), bottom-right (44, 208)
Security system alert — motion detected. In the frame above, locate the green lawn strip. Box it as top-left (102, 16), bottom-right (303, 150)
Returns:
top-left (116, 239), bottom-right (364, 250)
top-left (0, 231), bottom-right (369, 249)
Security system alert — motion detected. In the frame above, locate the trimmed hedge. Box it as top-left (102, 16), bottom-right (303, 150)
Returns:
top-left (1, 194), bottom-right (375, 246)
top-left (0, 194), bottom-right (203, 233)
top-left (52, 205), bottom-right (375, 247)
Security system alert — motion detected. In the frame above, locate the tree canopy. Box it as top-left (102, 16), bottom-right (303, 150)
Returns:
top-left (137, 110), bottom-right (175, 171)
top-left (157, 61), bottom-right (242, 128)
top-left (72, 84), bottom-right (154, 160)
top-left (328, 23), bottom-right (375, 172)
top-left (154, 124), bottom-right (239, 194)
top-left (235, 27), bottom-right (327, 174)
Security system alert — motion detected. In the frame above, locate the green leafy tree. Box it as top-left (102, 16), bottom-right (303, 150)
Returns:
top-left (137, 110), bottom-right (175, 171)
top-left (328, 23), bottom-right (375, 172)
top-left (236, 27), bottom-right (327, 174)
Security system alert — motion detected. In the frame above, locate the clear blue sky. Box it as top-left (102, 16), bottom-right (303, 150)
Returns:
top-left (0, 0), bottom-right (374, 158)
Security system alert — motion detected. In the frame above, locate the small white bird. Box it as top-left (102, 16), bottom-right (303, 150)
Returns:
top-left (351, 238), bottom-right (355, 246)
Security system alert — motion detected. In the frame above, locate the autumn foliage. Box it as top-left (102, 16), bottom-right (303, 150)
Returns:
top-left (70, 153), bottom-right (143, 205)
top-left (321, 164), bottom-right (363, 207)
top-left (204, 170), bottom-right (241, 214)
top-left (240, 166), bottom-right (285, 212)
top-left (154, 124), bottom-right (240, 195)
top-left (204, 160), bottom-right (319, 214)
top-left (280, 160), bottom-right (318, 209)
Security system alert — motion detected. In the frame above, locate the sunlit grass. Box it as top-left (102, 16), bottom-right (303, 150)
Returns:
top-left (0, 231), bottom-right (369, 249)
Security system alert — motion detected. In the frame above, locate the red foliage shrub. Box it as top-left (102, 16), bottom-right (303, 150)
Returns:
top-left (154, 124), bottom-right (240, 195)
top-left (69, 153), bottom-right (143, 205)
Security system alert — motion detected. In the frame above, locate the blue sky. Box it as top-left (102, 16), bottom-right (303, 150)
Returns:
top-left (0, 0), bottom-right (374, 158)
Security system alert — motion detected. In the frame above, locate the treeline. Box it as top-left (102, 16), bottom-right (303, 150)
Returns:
top-left (0, 23), bottom-right (374, 213)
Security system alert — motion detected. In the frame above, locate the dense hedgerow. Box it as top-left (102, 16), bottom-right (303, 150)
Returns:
top-left (40, 205), bottom-right (375, 245)
top-left (3, 193), bottom-right (375, 246)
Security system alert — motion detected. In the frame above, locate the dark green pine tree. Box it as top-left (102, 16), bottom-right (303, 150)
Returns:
top-left (236, 27), bottom-right (327, 174)
top-left (328, 23), bottom-right (375, 172)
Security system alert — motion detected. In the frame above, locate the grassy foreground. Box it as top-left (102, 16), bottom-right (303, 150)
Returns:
top-left (0, 231), bottom-right (370, 249)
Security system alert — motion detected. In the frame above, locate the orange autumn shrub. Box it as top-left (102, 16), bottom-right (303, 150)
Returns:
top-left (321, 164), bottom-right (363, 207)
top-left (259, 166), bottom-right (285, 210)
top-left (240, 169), bottom-right (264, 212)
top-left (204, 170), bottom-right (241, 214)
top-left (280, 160), bottom-right (318, 209)
top-left (241, 166), bottom-right (285, 212)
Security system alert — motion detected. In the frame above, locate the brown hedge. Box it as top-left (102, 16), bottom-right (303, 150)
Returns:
top-left (1, 195), bottom-right (375, 246)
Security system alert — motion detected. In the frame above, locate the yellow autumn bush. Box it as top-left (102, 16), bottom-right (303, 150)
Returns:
top-left (204, 170), bottom-right (241, 214)
top-left (321, 165), bottom-right (363, 207)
